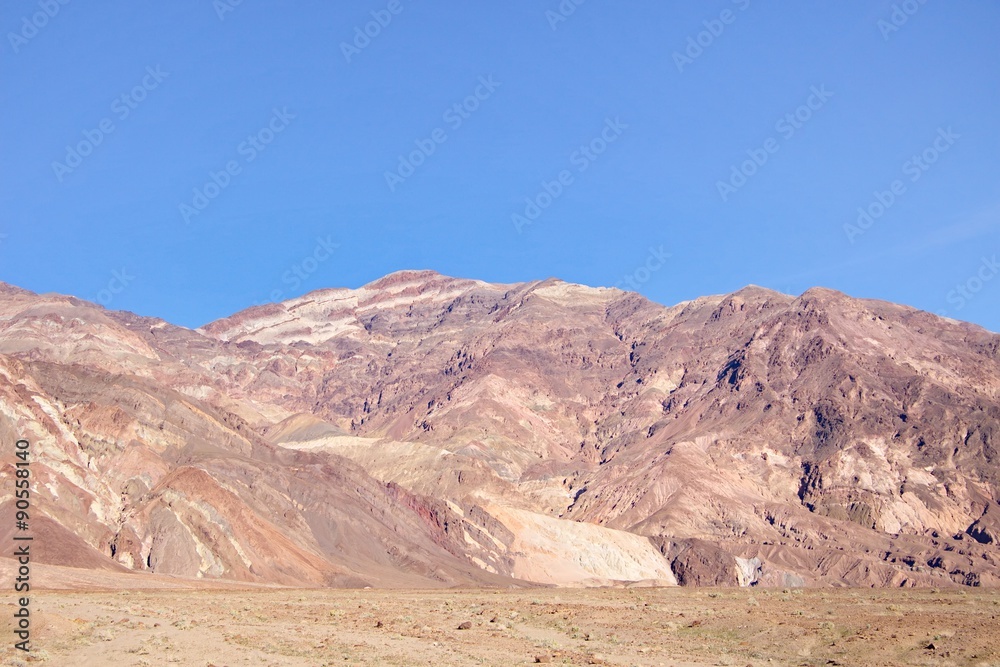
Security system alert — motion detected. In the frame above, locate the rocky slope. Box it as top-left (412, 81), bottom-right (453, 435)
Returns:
top-left (1, 272), bottom-right (998, 588)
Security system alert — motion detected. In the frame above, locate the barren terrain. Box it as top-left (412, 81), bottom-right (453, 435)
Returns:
top-left (3, 585), bottom-right (998, 666)
top-left (1, 272), bottom-right (999, 589)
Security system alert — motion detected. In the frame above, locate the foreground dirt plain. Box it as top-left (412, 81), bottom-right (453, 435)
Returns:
top-left (4, 587), bottom-right (999, 667)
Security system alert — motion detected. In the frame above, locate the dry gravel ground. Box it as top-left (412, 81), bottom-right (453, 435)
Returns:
top-left (3, 587), bottom-right (999, 666)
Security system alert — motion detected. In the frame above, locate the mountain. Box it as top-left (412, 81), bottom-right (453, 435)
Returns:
top-left (1, 271), bottom-right (998, 588)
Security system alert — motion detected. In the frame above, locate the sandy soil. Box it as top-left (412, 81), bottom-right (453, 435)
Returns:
top-left (3, 587), bottom-right (999, 666)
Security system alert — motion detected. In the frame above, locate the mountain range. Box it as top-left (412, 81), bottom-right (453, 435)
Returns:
top-left (1, 271), bottom-right (998, 589)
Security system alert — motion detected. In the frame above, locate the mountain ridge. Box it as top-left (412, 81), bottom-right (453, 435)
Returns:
top-left (1, 272), bottom-right (998, 589)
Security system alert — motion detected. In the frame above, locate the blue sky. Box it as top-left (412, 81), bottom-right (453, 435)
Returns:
top-left (1, 1), bottom-right (998, 331)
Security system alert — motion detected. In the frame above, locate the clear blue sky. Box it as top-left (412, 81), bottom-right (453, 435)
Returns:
top-left (2, 1), bottom-right (998, 331)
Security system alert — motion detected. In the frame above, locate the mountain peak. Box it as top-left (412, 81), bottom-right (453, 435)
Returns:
top-left (0, 281), bottom-right (37, 297)
top-left (363, 269), bottom-right (447, 291)
top-left (797, 286), bottom-right (848, 300)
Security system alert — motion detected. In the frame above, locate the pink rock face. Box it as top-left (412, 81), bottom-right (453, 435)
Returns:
top-left (0, 271), bottom-right (998, 588)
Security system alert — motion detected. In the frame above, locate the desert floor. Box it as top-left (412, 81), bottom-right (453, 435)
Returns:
top-left (3, 587), bottom-right (999, 666)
